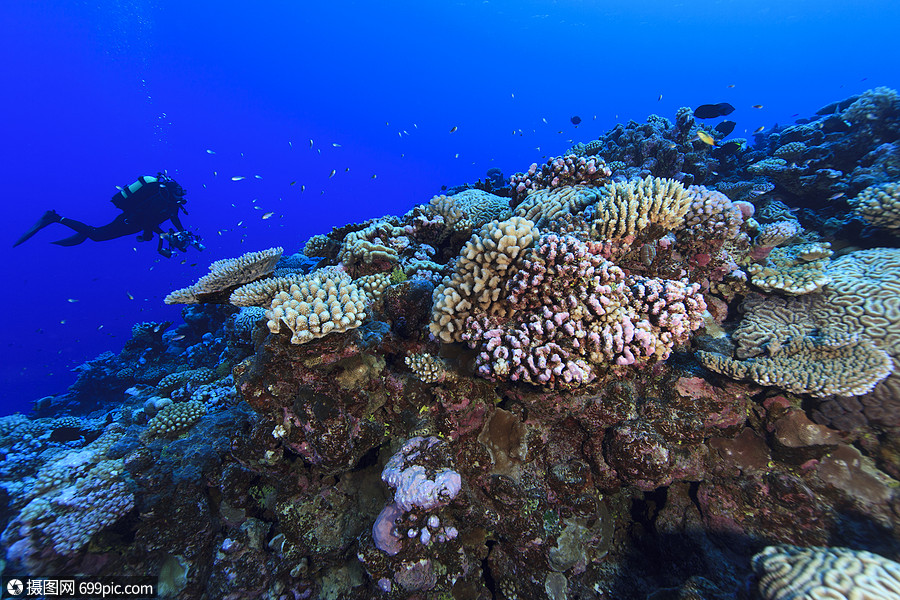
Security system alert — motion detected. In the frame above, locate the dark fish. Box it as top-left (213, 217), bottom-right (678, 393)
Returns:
top-left (694, 102), bottom-right (735, 119)
top-left (714, 120), bottom-right (736, 136)
top-left (752, 104), bottom-right (763, 109)
top-left (570, 115), bottom-right (582, 125)
top-left (716, 140), bottom-right (744, 155)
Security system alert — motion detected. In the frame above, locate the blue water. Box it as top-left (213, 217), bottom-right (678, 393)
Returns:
top-left (1, 0), bottom-right (897, 415)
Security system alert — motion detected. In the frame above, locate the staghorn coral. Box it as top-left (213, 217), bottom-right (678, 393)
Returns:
top-left (698, 334), bottom-right (892, 397)
top-left (429, 217), bottom-right (538, 343)
top-left (590, 176), bottom-right (691, 243)
top-left (266, 268), bottom-right (367, 345)
top-left (752, 545), bottom-right (900, 600)
top-left (165, 247), bottom-right (283, 304)
top-left (851, 181), bottom-right (900, 230)
top-left (748, 242), bottom-right (833, 295)
top-left (145, 400), bottom-right (207, 438)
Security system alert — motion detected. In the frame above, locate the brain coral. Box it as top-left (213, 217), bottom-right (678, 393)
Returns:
top-left (748, 243), bottom-right (833, 296)
top-left (429, 189), bottom-right (511, 234)
top-left (514, 186), bottom-right (602, 231)
top-left (165, 247), bottom-right (283, 304)
top-left (266, 268), bottom-right (368, 345)
top-left (711, 248), bottom-right (900, 408)
top-left (752, 545), bottom-right (900, 600)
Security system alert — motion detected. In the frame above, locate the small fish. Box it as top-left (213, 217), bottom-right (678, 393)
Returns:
top-left (449, 126), bottom-right (458, 133)
top-left (752, 104), bottom-right (763, 109)
top-left (668, 143), bottom-right (678, 149)
top-left (398, 131), bottom-right (402, 137)
top-left (332, 142), bottom-right (341, 147)
top-left (213, 171), bottom-right (217, 176)
top-left (67, 298), bottom-right (78, 303)
top-left (116, 185), bottom-right (124, 191)
top-left (329, 169), bottom-right (336, 178)
top-left (237, 221), bottom-right (243, 226)
top-left (454, 153), bottom-right (459, 158)
top-left (98, 325), bottom-right (104, 330)
top-left (127, 292), bottom-right (134, 300)
top-left (727, 84), bottom-right (735, 88)
top-left (714, 120), bottom-right (737, 136)
top-left (288, 141), bottom-right (292, 147)
top-left (231, 176), bottom-right (245, 181)
top-left (301, 185), bottom-right (306, 192)
top-left (262, 212), bottom-right (274, 219)
top-left (535, 146), bottom-right (541, 151)
top-left (696, 131), bottom-right (717, 147)
top-left (658, 94), bottom-right (663, 101)
top-left (254, 175), bottom-right (262, 179)
top-left (317, 149), bottom-right (321, 155)
top-left (403, 130), bottom-right (409, 135)
top-left (693, 102), bottom-right (735, 119)
top-left (60, 320), bottom-right (66, 325)
top-left (753, 125), bottom-right (765, 133)
top-left (828, 192), bottom-right (845, 200)
top-left (345, 167), bottom-right (350, 172)
top-left (570, 115), bottom-right (582, 125)
top-left (372, 174), bottom-right (377, 179)
top-left (511, 93), bottom-right (515, 98)
top-left (290, 181), bottom-right (296, 186)
top-left (172, 334), bottom-right (186, 341)
top-left (542, 117), bottom-right (548, 124)
top-left (309, 139), bottom-right (314, 148)
top-left (206, 149), bottom-right (215, 154)
top-left (413, 124), bottom-right (417, 128)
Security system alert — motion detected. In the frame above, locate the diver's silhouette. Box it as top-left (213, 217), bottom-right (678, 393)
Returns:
top-left (13, 173), bottom-right (204, 258)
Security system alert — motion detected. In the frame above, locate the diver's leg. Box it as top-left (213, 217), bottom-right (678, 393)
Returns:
top-left (50, 216), bottom-right (98, 246)
top-left (12, 210), bottom-right (61, 247)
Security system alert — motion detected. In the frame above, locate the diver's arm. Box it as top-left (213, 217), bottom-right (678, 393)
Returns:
top-left (170, 213), bottom-right (185, 231)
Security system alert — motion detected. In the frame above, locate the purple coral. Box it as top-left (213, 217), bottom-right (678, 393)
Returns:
top-left (509, 154), bottom-right (611, 203)
top-left (462, 234), bottom-right (707, 388)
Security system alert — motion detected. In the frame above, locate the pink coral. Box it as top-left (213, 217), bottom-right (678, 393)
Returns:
top-left (510, 154), bottom-right (611, 203)
top-left (461, 234), bottom-right (707, 388)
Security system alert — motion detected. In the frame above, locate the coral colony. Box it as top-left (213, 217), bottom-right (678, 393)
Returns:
top-left (3, 88), bottom-right (900, 599)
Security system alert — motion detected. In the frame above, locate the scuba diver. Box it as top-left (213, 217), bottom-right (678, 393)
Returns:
top-left (13, 172), bottom-right (205, 258)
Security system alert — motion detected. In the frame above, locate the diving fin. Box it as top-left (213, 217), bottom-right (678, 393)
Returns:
top-left (13, 210), bottom-right (61, 247)
top-left (51, 232), bottom-right (89, 246)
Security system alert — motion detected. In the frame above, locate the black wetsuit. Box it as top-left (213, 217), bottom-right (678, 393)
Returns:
top-left (13, 175), bottom-right (193, 257)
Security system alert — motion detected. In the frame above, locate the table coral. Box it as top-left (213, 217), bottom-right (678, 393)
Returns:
top-left (165, 247), bottom-right (283, 304)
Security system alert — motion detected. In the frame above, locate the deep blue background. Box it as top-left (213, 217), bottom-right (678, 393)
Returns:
top-left (1, 0), bottom-right (897, 415)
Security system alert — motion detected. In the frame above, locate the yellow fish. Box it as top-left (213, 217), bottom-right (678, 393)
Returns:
top-left (696, 131), bottom-right (717, 147)
top-left (753, 125), bottom-right (765, 133)
top-left (127, 292), bottom-right (134, 300)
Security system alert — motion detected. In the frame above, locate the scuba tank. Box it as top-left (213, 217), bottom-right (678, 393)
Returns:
top-left (111, 176), bottom-right (159, 211)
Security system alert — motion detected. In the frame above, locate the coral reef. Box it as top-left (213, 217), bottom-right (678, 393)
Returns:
top-left (4, 88), bottom-right (900, 600)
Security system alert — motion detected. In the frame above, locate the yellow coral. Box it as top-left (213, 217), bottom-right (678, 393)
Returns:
top-left (165, 247), bottom-right (283, 304)
top-left (266, 268), bottom-right (367, 345)
top-left (591, 176), bottom-right (690, 241)
top-left (229, 274), bottom-right (308, 307)
top-left (430, 217), bottom-right (538, 343)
